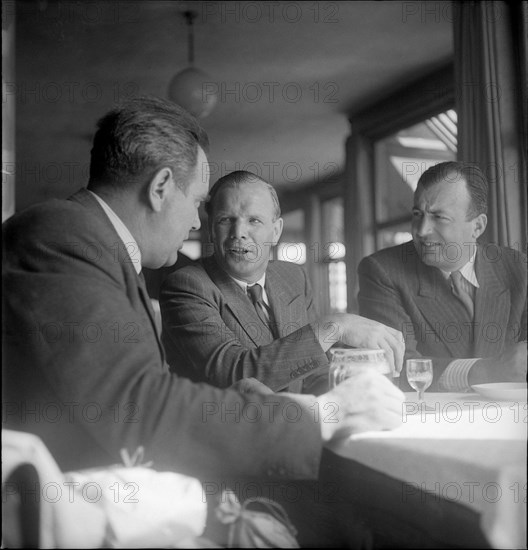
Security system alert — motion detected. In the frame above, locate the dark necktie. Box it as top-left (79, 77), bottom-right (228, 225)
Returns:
top-left (247, 283), bottom-right (274, 335)
top-left (450, 270), bottom-right (474, 318)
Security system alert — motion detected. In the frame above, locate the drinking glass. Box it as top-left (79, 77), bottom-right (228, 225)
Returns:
top-left (329, 348), bottom-right (393, 388)
top-left (405, 359), bottom-right (433, 405)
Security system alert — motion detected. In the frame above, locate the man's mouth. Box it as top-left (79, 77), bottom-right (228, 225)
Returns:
top-left (227, 246), bottom-right (249, 254)
top-left (225, 244), bottom-right (259, 261)
top-left (226, 245), bottom-right (251, 259)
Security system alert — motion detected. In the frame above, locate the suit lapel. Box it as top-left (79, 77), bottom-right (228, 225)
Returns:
top-left (68, 189), bottom-right (166, 364)
top-left (203, 257), bottom-right (274, 345)
top-left (204, 258), bottom-right (309, 393)
top-left (414, 255), bottom-right (474, 358)
top-left (265, 263), bottom-right (306, 337)
top-left (265, 263), bottom-right (306, 393)
top-left (473, 246), bottom-right (509, 357)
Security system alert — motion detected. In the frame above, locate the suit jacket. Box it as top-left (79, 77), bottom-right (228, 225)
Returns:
top-left (358, 241), bottom-right (527, 388)
top-left (160, 256), bottom-right (329, 393)
top-left (2, 189), bottom-right (322, 479)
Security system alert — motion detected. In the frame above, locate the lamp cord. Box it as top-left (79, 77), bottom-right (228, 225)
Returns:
top-left (183, 10), bottom-right (195, 66)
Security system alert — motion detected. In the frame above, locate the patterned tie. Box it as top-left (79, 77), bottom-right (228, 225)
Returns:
top-left (450, 270), bottom-right (474, 319)
top-left (247, 283), bottom-right (275, 335)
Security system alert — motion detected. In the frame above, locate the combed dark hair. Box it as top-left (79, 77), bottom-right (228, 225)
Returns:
top-left (205, 171), bottom-right (281, 220)
top-left (417, 161), bottom-right (488, 219)
top-left (88, 96), bottom-right (209, 192)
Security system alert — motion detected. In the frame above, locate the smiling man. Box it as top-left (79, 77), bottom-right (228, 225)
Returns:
top-left (358, 161), bottom-right (527, 391)
top-left (161, 170), bottom-right (405, 393)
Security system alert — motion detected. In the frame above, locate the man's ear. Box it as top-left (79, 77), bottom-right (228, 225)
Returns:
top-left (271, 217), bottom-right (284, 246)
top-left (472, 213), bottom-right (487, 239)
top-left (147, 167), bottom-right (174, 212)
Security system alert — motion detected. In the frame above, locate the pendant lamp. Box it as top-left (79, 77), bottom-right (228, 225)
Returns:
top-left (168, 10), bottom-right (217, 118)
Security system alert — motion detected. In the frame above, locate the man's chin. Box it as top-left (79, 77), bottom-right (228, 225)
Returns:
top-left (160, 250), bottom-right (179, 269)
top-left (418, 250), bottom-right (459, 272)
top-left (415, 242), bottom-right (441, 264)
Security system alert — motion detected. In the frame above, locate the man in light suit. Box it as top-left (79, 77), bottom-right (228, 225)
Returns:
top-left (3, 97), bottom-right (405, 546)
top-left (160, 171), bottom-right (404, 394)
top-left (358, 161), bottom-right (527, 391)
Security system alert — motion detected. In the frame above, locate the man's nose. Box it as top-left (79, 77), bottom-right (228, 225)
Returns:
top-left (415, 215), bottom-right (433, 237)
top-left (230, 219), bottom-right (247, 239)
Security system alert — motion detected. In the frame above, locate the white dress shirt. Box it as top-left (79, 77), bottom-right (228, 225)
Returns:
top-left (229, 273), bottom-right (270, 306)
top-left (88, 190), bottom-right (142, 275)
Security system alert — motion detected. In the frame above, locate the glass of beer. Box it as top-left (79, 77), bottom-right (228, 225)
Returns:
top-left (329, 348), bottom-right (394, 388)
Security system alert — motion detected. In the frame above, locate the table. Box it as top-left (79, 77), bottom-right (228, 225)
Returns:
top-left (329, 392), bottom-right (527, 549)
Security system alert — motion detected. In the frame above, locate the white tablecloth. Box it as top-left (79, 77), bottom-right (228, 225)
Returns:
top-left (330, 392), bottom-right (527, 549)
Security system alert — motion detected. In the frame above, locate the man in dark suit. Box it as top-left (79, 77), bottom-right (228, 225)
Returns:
top-left (160, 171), bottom-right (405, 394)
top-left (3, 97), bottom-right (405, 546)
top-left (358, 161), bottom-right (527, 390)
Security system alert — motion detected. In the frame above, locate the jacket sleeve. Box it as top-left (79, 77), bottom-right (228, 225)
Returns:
top-left (160, 267), bottom-right (328, 392)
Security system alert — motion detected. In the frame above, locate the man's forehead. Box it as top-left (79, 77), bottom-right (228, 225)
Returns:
top-left (414, 179), bottom-right (468, 206)
top-left (216, 181), bottom-right (273, 206)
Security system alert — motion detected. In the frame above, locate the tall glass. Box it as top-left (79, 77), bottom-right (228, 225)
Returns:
top-left (329, 348), bottom-right (394, 388)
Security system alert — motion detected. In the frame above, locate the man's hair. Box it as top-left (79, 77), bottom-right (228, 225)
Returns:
top-left (205, 171), bottom-right (281, 220)
top-left (417, 161), bottom-right (488, 219)
top-left (88, 96), bottom-right (209, 193)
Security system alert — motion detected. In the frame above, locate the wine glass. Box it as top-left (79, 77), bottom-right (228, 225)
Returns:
top-left (406, 359), bottom-right (433, 406)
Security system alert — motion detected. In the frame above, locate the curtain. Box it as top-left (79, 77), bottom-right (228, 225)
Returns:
top-left (454, 0), bottom-right (527, 251)
top-left (2, 5), bottom-right (16, 221)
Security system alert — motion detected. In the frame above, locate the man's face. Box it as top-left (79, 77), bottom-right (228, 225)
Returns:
top-left (411, 178), bottom-right (485, 272)
top-left (210, 181), bottom-right (283, 283)
top-left (159, 146), bottom-right (210, 267)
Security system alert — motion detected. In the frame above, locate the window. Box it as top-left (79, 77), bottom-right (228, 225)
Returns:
top-left (322, 197), bottom-right (347, 313)
top-left (373, 110), bottom-right (457, 250)
top-left (276, 209), bottom-right (306, 264)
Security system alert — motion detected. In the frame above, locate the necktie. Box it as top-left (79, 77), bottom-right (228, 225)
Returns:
top-left (247, 283), bottom-right (275, 335)
top-left (450, 270), bottom-right (474, 318)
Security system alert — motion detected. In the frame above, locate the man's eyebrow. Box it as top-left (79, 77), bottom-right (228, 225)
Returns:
top-left (428, 207), bottom-right (449, 214)
top-left (412, 205), bottom-right (449, 215)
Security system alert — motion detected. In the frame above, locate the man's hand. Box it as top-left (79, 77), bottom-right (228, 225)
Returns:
top-left (315, 313), bottom-right (405, 375)
top-left (469, 341), bottom-right (527, 385)
top-left (316, 370), bottom-right (405, 443)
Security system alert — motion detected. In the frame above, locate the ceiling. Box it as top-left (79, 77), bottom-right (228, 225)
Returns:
top-left (13, 0), bottom-right (453, 211)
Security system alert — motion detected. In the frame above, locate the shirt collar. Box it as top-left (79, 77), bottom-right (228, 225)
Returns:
top-left (440, 246), bottom-right (479, 288)
top-left (229, 273), bottom-right (267, 293)
top-left (88, 190), bottom-right (142, 275)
